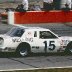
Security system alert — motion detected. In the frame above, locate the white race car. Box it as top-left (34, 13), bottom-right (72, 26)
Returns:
top-left (0, 26), bottom-right (72, 56)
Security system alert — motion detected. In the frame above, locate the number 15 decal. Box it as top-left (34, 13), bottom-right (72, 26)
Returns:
top-left (44, 41), bottom-right (56, 51)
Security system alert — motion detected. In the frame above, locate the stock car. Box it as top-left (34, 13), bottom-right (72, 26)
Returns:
top-left (0, 26), bottom-right (72, 57)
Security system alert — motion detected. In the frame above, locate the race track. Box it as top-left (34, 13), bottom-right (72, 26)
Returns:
top-left (0, 55), bottom-right (72, 70)
top-left (0, 23), bottom-right (72, 71)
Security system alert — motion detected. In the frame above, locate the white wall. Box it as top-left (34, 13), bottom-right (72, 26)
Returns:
top-left (60, 0), bottom-right (71, 9)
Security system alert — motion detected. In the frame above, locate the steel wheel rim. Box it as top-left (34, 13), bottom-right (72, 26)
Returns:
top-left (19, 48), bottom-right (28, 56)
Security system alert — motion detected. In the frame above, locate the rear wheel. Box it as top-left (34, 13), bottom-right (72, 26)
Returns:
top-left (65, 42), bottom-right (72, 53)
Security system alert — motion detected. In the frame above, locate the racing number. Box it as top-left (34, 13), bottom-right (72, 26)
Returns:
top-left (44, 41), bottom-right (56, 51)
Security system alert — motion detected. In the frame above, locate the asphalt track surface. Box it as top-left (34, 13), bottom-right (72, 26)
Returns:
top-left (0, 23), bottom-right (72, 71)
top-left (0, 23), bottom-right (72, 36)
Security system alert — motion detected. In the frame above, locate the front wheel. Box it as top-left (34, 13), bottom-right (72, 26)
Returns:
top-left (19, 47), bottom-right (28, 57)
top-left (16, 43), bottom-right (30, 57)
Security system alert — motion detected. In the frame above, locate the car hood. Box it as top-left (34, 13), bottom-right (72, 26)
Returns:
top-left (0, 34), bottom-right (11, 39)
top-left (0, 34), bottom-right (20, 39)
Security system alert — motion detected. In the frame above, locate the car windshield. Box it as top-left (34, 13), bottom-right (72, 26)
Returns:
top-left (6, 27), bottom-right (24, 37)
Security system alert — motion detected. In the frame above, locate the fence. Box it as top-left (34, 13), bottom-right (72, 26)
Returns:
top-left (0, 0), bottom-right (42, 3)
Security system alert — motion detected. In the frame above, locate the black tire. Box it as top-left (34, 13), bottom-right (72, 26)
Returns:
top-left (65, 42), bottom-right (72, 53)
top-left (16, 43), bottom-right (30, 57)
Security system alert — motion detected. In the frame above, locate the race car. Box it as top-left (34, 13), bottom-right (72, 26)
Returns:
top-left (0, 26), bottom-right (72, 57)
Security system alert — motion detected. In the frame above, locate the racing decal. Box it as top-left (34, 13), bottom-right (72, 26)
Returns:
top-left (43, 41), bottom-right (56, 51)
top-left (25, 37), bottom-right (33, 42)
top-left (27, 32), bottom-right (31, 35)
top-left (4, 47), bottom-right (16, 52)
top-left (61, 40), bottom-right (70, 46)
top-left (12, 38), bottom-right (21, 42)
top-left (32, 46), bottom-right (39, 49)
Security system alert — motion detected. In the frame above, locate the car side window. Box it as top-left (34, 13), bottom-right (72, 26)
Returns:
top-left (39, 31), bottom-right (57, 39)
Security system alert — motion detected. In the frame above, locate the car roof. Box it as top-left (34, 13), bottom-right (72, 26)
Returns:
top-left (13, 25), bottom-right (58, 37)
top-left (24, 27), bottom-right (50, 31)
top-left (15, 25), bottom-right (50, 31)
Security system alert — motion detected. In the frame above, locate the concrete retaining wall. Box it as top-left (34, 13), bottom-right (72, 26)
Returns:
top-left (8, 11), bottom-right (72, 24)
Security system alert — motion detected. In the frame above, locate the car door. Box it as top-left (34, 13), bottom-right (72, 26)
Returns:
top-left (32, 31), bottom-right (60, 53)
top-left (39, 31), bottom-right (60, 53)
